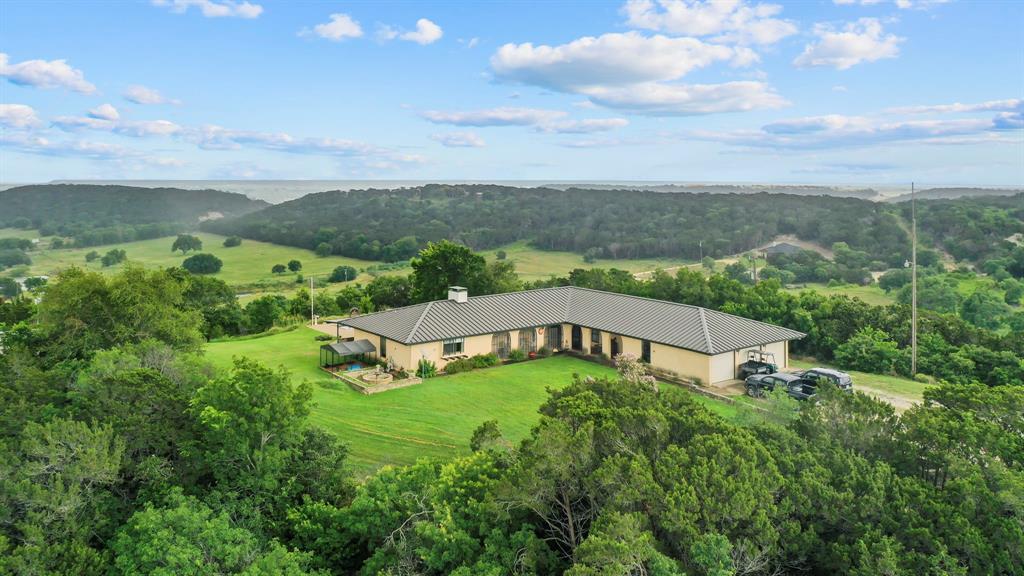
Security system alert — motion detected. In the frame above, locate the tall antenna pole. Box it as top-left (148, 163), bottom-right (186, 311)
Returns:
top-left (911, 182), bottom-right (917, 376)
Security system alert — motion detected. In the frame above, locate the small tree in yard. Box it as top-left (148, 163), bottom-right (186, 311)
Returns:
top-left (287, 259), bottom-right (302, 272)
top-left (171, 234), bottom-right (203, 254)
top-left (182, 253), bottom-right (223, 274)
top-left (614, 353), bottom-right (657, 390)
top-left (272, 264), bottom-right (287, 274)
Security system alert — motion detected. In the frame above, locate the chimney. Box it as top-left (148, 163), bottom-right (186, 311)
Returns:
top-left (447, 286), bottom-right (468, 304)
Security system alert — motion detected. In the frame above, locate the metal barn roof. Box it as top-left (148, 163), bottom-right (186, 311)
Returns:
top-left (339, 286), bottom-right (805, 355)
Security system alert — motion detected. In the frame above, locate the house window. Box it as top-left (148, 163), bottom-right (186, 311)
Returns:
top-left (443, 337), bottom-right (464, 356)
top-left (492, 332), bottom-right (511, 358)
top-left (380, 335), bottom-right (387, 358)
top-left (590, 329), bottom-right (602, 355)
top-left (545, 325), bottom-right (562, 350)
top-left (518, 328), bottom-right (537, 353)
top-left (641, 340), bottom-right (651, 363)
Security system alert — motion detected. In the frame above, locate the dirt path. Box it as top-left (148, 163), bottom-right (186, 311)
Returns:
top-left (856, 385), bottom-right (918, 412)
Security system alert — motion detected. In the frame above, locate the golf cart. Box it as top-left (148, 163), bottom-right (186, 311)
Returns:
top-left (737, 350), bottom-right (778, 380)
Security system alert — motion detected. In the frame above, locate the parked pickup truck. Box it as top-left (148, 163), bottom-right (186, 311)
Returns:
top-left (744, 373), bottom-right (808, 399)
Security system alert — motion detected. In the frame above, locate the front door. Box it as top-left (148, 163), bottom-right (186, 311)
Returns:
top-left (571, 325), bottom-right (582, 351)
top-left (610, 336), bottom-right (621, 357)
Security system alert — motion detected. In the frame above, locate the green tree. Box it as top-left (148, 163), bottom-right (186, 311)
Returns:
top-left (567, 512), bottom-right (682, 576)
top-left (328, 265), bottom-right (357, 282)
top-left (835, 326), bottom-right (907, 375)
top-left (23, 276), bottom-right (47, 291)
top-left (85, 250), bottom-right (100, 262)
top-left (181, 253), bottom-right (223, 274)
top-left (222, 235), bottom-right (242, 247)
top-left (0, 277), bottom-right (20, 298)
top-left (243, 294), bottom-right (287, 333)
top-left (272, 263), bottom-right (287, 274)
top-left (960, 289), bottom-right (1010, 330)
top-left (411, 240), bottom-right (487, 302)
top-left (100, 248), bottom-right (127, 267)
top-left (288, 259), bottom-right (302, 272)
top-left (110, 490), bottom-right (315, 576)
top-left (171, 234), bottom-right (203, 254)
top-left (365, 274), bottom-right (413, 308)
top-left (35, 266), bottom-right (204, 361)
top-left (315, 242), bottom-right (332, 257)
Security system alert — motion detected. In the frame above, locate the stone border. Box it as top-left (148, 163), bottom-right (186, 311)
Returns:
top-left (321, 367), bottom-right (423, 395)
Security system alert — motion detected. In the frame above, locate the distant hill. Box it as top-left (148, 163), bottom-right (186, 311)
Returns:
top-left (0, 184), bottom-right (268, 229)
top-left (885, 187), bottom-right (1023, 202)
top-left (205, 183), bottom-right (914, 266)
top-left (551, 183), bottom-right (881, 200)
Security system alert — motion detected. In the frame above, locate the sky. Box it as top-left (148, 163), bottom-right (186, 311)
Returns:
top-left (0, 0), bottom-right (1021, 186)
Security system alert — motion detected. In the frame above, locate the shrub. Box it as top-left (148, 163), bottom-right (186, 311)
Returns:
top-left (287, 259), bottom-right (302, 272)
top-left (417, 358), bottom-right (437, 378)
top-left (182, 253), bottom-right (223, 274)
top-left (313, 334), bottom-right (333, 341)
top-left (471, 353), bottom-right (500, 368)
top-left (328, 265), bottom-right (358, 283)
top-left (222, 235), bottom-right (242, 247)
top-left (100, 248), bottom-right (127, 267)
top-left (507, 349), bottom-right (527, 362)
top-left (315, 242), bottom-right (332, 257)
top-left (396, 369), bottom-right (410, 380)
top-left (85, 250), bottom-right (100, 262)
top-left (444, 358), bottom-right (475, 374)
top-left (495, 250), bottom-right (507, 260)
top-left (536, 346), bottom-right (552, 358)
top-left (470, 420), bottom-right (504, 452)
top-left (272, 264), bottom-right (287, 274)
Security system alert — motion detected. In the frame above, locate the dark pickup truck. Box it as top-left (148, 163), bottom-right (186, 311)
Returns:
top-left (745, 368), bottom-right (853, 401)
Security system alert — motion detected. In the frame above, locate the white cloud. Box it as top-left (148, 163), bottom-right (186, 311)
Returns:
top-left (124, 85), bottom-right (181, 105)
top-left (492, 32), bottom-right (741, 92)
top-left (430, 132), bottom-right (486, 147)
top-left (0, 53), bottom-right (96, 94)
top-left (420, 107), bottom-right (567, 127)
top-left (379, 18), bottom-right (444, 45)
top-left (539, 118), bottom-right (630, 133)
top-left (401, 18), bottom-right (443, 45)
top-left (0, 131), bottom-right (181, 168)
top-left (688, 107), bottom-right (1019, 149)
top-left (0, 104), bottom-right (41, 129)
top-left (463, 37), bottom-right (480, 49)
top-left (585, 81), bottom-right (786, 115)
top-left (623, 0), bottom-right (798, 45)
top-left (490, 31), bottom-right (784, 115)
top-left (420, 106), bottom-right (629, 133)
top-left (832, 85), bottom-right (848, 92)
top-left (88, 103), bottom-right (120, 121)
top-left (152, 0), bottom-right (262, 19)
top-left (794, 18), bottom-right (902, 70)
top-left (886, 99), bottom-right (1022, 115)
top-left (53, 114), bottom-right (183, 137)
top-left (834, 0), bottom-right (950, 9)
top-left (306, 13), bottom-right (364, 41)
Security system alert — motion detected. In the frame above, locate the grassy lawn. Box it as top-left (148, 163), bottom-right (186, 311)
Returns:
top-left (205, 326), bottom-right (750, 474)
top-left (21, 232), bottom-right (380, 292)
top-left (790, 358), bottom-right (931, 409)
top-left (0, 227), bottom-right (48, 240)
top-left (205, 327), bottom-right (622, 474)
top-left (784, 283), bottom-right (895, 306)
top-left (480, 240), bottom-right (694, 281)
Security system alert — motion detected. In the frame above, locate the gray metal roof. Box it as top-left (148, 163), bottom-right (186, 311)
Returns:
top-left (340, 286), bottom-right (805, 355)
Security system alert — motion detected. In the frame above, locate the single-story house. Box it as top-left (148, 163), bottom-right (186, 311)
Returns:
top-left (335, 286), bottom-right (804, 385)
top-left (762, 242), bottom-right (804, 257)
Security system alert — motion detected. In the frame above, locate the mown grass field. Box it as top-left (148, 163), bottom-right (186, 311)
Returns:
top-left (205, 327), bottom-right (621, 474)
top-left (204, 326), bottom-right (747, 474)
top-left (783, 283), bottom-right (895, 306)
top-left (15, 231), bottom-right (383, 292)
top-left (481, 241), bottom-right (694, 281)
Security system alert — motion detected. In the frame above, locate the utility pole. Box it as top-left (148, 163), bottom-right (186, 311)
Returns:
top-left (911, 182), bottom-right (917, 376)
top-left (310, 274), bottom-right (315, 325)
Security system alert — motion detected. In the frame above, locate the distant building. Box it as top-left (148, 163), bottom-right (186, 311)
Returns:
top-left (332, 286), bottom-right (804, 385)
top-left (762, 242), bottom-right (804, 256)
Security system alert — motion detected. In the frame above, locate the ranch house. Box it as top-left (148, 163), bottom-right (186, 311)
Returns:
top-left (332, 286), bottom-right (805, 385)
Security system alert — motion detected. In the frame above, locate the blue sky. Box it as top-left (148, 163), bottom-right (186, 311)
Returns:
top-left (1, 0), bottom-right (1021, 185)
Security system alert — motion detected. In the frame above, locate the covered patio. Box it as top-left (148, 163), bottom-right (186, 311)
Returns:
top-left (319, 338), bottom-right (378, 370)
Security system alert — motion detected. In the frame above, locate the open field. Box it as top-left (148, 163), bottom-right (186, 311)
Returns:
top-left (783, 282), bottom-right (895, 306)
top-left (790, 358), bottom-right (931, 410)
top-left (17, 232), bottom-right (384, 292)
top-left (481, 241), bottom-right (694, 281)
top-left (205, 327), bottom-right (622, 474)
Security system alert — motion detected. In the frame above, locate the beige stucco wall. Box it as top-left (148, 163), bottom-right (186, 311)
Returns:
top-left (709, 352), bottom-right (736, 383)
top-left (646, 341), bottom-right (711, 384)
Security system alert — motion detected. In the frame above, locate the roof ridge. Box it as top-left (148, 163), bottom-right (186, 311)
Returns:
top-left (697, 308), bottom-right (715, 354)
top-left (406, 300), bottom-right (434, 343)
